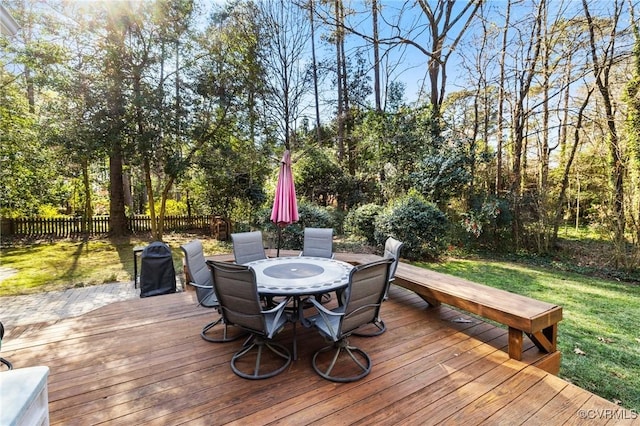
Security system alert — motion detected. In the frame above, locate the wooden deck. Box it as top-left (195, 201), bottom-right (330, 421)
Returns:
top-left (3, 285), bottom-right (636, 425)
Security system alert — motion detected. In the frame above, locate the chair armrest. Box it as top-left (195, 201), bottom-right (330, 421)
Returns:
top-left (307, 297), bottom-right (344, 339)
top-left (344, 303), bottom-right (379, 320)
top-left (185, 281), bottom-right (212, 290)
top-left (308, 297), bottom-right (340, 317)
top-left (262, 297), bottom-right (291, 314)
top-left (263, 297), bottom-right (291, 328)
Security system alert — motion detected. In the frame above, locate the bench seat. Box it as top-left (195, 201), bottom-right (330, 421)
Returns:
top-left (392, 262), bottom-right (562, 363)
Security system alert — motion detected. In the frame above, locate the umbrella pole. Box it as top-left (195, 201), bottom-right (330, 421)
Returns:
top-left (276, 226), bottom-right (282, 257)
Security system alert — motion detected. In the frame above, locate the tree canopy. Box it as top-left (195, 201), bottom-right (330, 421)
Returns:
top-left (1, 0), bottom-right (639, 267)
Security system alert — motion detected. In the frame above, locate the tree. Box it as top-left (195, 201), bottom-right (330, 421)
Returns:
top-left (1, 1), bottom-right (68, 217)
top-left (258, 0), bottom-right (312, 151)
top-left (325, 0), bottom-right (482, 128)
top-left (0, 81), bottom-right (58, 216)
top-left (583, 0), bottom-right (626, 260)
top-left (100, 5), bottom-right (131, 237)
top-left (624, 0), bottom-right (640, 250)
top-left (308, 0), bottom-right (322, 143)
top-left (194, 1), bottom-right (273, 226)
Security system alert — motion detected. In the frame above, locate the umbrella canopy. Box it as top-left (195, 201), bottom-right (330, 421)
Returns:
top-left (270, 150), bottom-right (299, 255)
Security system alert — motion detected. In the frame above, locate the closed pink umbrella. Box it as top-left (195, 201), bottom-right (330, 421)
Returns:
top-left (271, 150), bottom-right (299, 256)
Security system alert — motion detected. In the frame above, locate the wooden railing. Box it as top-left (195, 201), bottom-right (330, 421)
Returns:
top-left (0, 215), bottom-right (228, 239)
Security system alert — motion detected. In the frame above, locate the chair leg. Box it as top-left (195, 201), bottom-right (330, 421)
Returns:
top-left (352, 318), bottom-right (386, 337)
top-left (201, 317), bottom-right (246, 343)
top-left (312, 339), bottom-right (372, 382)
top-left (0, 357), bottom-right (12, 370)
top-left (231, 335), bottom-right (292, 380)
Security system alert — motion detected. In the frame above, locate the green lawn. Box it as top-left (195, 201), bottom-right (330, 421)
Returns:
top-left (0, 236), bottom-right (231, 295)
top-left (420, 258), bottom-right (640, 412)
top-left (1, 238), bottom-right (638, 411)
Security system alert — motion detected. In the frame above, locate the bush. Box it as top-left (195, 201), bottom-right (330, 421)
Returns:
top-left (374, 193), bottom-right (448, 260)
top-left (345, 203), bottom-right (383, 245)
top-left (146, 199), bottom-right (188, 216)
top-left (451, 196), bottom-right (513, 250)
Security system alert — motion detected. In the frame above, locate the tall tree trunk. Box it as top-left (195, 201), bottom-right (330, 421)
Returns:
top-left (106, 11), bottom-right (129, 237)
top-left (496, 0), bottom-right (511, 195)
top-left (309, 0), bottom-right (322, 142)
top-left (334, 0), bottom-right (345, 162)
top-left (552, 88), bottom-right (594, 245)
top-left (540, 1), bottom-right (550, 191)
top-left (372, 0), bottom-right (381, 112)
top-left (123, 170), bottom-right (133, 215)
top-left (109, 145), bottom-right (128, 236)
top-left (584, 0), bottom-right (626, 253)
top-left (558, 57), bottom-right (572, 164)
top-left (143, 158), bottom-right (157, 239)
top-left (133, 66), bottom-right (159, 240)
top-left (510, 0), bottom-right (544, 247)
top-left (81, 158), bottom-right (93, 235)
top-left (537, 1), bottom-right (551, 252)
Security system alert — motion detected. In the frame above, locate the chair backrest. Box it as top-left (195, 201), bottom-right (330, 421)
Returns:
top-left (383, 237), bottom-right (404, 281)
top-left (302, 227), bottom-right (333, 258)
top-left (180, 240), bottom-right (215, 304)
top-left (341, 258), bottom-right (393, 334)
top-left (209, 261), bottom-right (266, 334)
top-left (232, 231), bottom-right (267, 264)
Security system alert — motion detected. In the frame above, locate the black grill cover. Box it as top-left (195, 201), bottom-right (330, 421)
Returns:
top-left (139, 241), bottom-right (176, 298)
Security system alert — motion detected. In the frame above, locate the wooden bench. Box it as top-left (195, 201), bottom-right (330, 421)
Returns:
top-left (333, 253), bottom-right (563, 374)
top-left (204, 251), bottom-right (563, 374)
top-left (394, 262), bottom-right (562, 372)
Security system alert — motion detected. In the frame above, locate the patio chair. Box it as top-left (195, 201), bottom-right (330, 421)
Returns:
top-left (300, 227), bottom-right (334, 305)
top-left (180, 240), bottom-right (244, 343)
top-left (306, 257), bottom-right (393, 382)
top-left (300, 227), bottom-right (334, 258)
top-left (353, 237), bottom-right (404, 337)
top-left (231, 231), bottom-right (267, 264)
top-left (209, 261), bottom-right (292, 380)
top-left (0, 321), bottom-right (12, 370)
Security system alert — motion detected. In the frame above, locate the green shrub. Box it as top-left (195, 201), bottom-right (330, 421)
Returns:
top-left (374, 193), bottom-right (448, 260)
top-left (146, 199), bottom-right (188, 216)
top-left (345, 203), bottom-right (384, 245)
top-left (38, 204), bottom-right (64, 218)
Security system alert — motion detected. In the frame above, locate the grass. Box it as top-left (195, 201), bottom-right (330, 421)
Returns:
top-left (0, 235), bottom-right (231, 295)
top-left (420, 257), bottom-right (640, 412)
top-left (1, 234), bottom-right (639, 411)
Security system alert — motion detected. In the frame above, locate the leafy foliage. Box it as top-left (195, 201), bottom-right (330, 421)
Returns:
top-left (294, 147), bottom-right (344, 206)
top-left (0, 83), bottom-right (65, 216)
top-left (344, 203), bottom-right (383, 244)
top-left (410, 138), bottom-right (474, 205)
top-left (459, 196), bottom-right (512, 244)
top-left (374, 191), bottom-right (449, 260)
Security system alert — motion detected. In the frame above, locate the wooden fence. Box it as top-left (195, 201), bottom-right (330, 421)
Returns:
top-left (0, 215), bottom-right (229, 239)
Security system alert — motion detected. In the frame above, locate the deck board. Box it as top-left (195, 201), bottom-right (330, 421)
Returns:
top-left (3, 285), bottom-right (636, 425)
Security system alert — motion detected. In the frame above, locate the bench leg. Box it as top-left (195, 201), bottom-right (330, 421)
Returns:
top-left (509, 324), bottom-right (558, 361)
top-left (528, 324), bottom-right (558, 354)
top-left (417, 294), bottom-right (441, 307)
top-left (508, 327), bottom-right (523, 361)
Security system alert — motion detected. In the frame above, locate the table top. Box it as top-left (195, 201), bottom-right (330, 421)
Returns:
top-left (247, 256), bottom-right (353, 296)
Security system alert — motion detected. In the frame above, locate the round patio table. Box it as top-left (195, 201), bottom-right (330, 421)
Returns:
top-left (247, 256), bottom-right (353, 296)
top-left (246, 256), bottom-right (354, 359)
